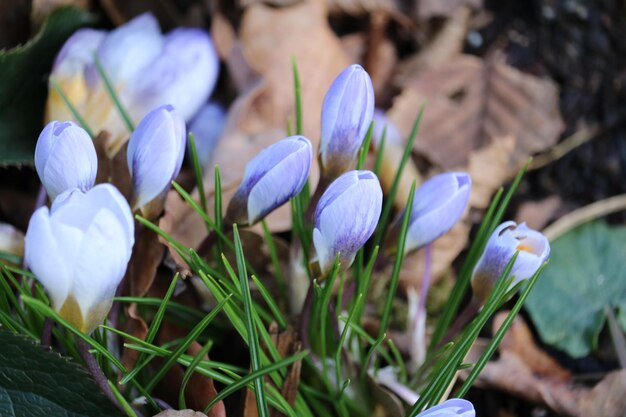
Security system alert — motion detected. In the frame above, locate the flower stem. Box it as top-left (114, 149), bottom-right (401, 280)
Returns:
top-left (76, 338), bottom-right (123, 411)
top-left (41, 317), bottom-right (53, 348)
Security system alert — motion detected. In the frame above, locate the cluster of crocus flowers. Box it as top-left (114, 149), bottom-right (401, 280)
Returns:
top-left (26, 102), bottom-right (187, 332)
top-left (47, 12), bottom-right (218, 155)
top-left (471, 221), bottom-right (550, 303)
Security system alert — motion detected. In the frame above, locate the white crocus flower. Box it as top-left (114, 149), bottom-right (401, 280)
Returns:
top-left (24, 184), bottom-right (134, 333)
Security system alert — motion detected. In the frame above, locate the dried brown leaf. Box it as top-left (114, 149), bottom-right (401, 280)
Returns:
top-left (467, 134), bottom-right (515, 209)
top-left (515, 196), bottom-right (564, 231)
top-left (397, 219), bottom-right (469, 290)
top-left (124, 224), bottom-right (164, 297)
top-left (492, 312), bottom-right (570, 381)
top-left (327, 0), bottom-right (397, 16)
top-left (416, 0), bottom-right (482, 19)
top-left (389, 55), bottom-right (564, 170)
top-left (395, 6), bottom-right (470, 81)
top-left (469, 313), bottom-right (626, 417)
top-left (120, 303), bottom-right (148, 371)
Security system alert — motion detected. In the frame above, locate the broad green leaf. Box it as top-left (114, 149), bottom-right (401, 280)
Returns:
top-left (0, 7), bottom-right (95, 165)
top-left (526, 221), bottom-right (626, 358)
top-left (0, 329), bottom-right (123, 416)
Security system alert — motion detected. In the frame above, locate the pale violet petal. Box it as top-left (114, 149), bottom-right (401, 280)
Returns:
top-left (127, 106), bottom-right (185, 210)
top-left (312, 228), bottom-right (331, 274)
top-left (320, 65), bottom-right (374, 173)
top-left (187, 102), bottom-right (226, 167)
top-left (71, 209), bottom-right (131, 324)
top-left (53, 29), bottom-right (105, 77)
top-left (315, 170), bottom-right (382, 273)
top-left (129, 29), bottom-right (219, 122)
top-left (24, 207), bottom-right (72, 309)
top-left (96, 13), bottom-right (163, 83)
top-left (416, 399), bottom-right (475, 417)
top-left (38, 121), bottom-right (97, 200)
top-left (246, 137), bottom-right (312, 223)
top-left (79, 184), bottom-right (134, 257)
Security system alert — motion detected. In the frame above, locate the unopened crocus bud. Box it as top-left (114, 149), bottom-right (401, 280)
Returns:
top-left (24, 184), bottom-right (134, 333)
top-left (187, 102), bottom-right (227, 168)
top-left (127, 105), bottom-right (186, 213)
top-left (226, 136), bottom-right (313, 226)
top-left (35, 121), bottom-right (98, 201)
top-left (320, 64), bottom-right (374, 178)
top-left (385, 172), bottom-right (471, 255)
top-left (416, 399), bottom-right (475, 417)
top-left (471, 221), bottom-right (550, 303)
top-left (313, 170), bottom-right (382, 275)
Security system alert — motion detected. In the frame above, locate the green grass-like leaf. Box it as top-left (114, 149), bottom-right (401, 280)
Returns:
top-left (456, 262), bottom-right (547, 397)
top-left (292, 56), bottom-right (303, 135)
top-left (204, 350), bottom-right (309, 413)
top-left (49, 78), bottom-right (95, 138)
top-left (378, 181), bottom-right (416, 339)
top-left (233, 224), bottom-right (270, 417)
top-left (92, 53), bottom-right (135, 132)
top-left (373, 106), bottom-right (424, 248)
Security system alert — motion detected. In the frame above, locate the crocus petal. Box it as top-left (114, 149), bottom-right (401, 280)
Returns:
top-left (187, 102), bottom-right (227, 167)
top-left (127, 105), bottom-right (186, 211)
top-left (320, 64), bottom-right (375, 177)
top-left (52, 29), bottom-right (105, 85)
top-left (404, 172), bottom-right (471, 251)
top-left (246, 137), bottom-right (312, 224)
top-left (227, 136), bottom-right (312, 225)
top-left (313, 170), bottom-right (382, 274)
top-left (95, 13), bottom-right (163, 83)
top-left (471, 221), bottom-right (550, 303)
top-left (72, 209), bottom-right (131, 332)
top-left (416, 399), bottom-right (475, 417)
top-left (24, 207), bottom-right (72, 309)
top-left (129, 29), bottom-right (219, 122)
top-left (371, 109), bottom-right (402, 149)
top-left (35, 121), bottom-right (98, 201)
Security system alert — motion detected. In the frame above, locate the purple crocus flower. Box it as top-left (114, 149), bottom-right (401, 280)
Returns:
top-left (471, 221), bottom-right (550, 303)
top-left (226, 135), bottom-right (313, 226)
top-left (127, 105), bottom-right (186, 212)
top-left (313, 170), bottom-right (382, 275)
top-left (417, 399), bottom-right (475, 417)
top-left (319, 64), bottom-right (375, 178)
top-left (386, 172), bottom-right (471, 255)
top-left (35, 121), bottom-right (97, 201)
top-left (25, 184), bottom-right (134, 333)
